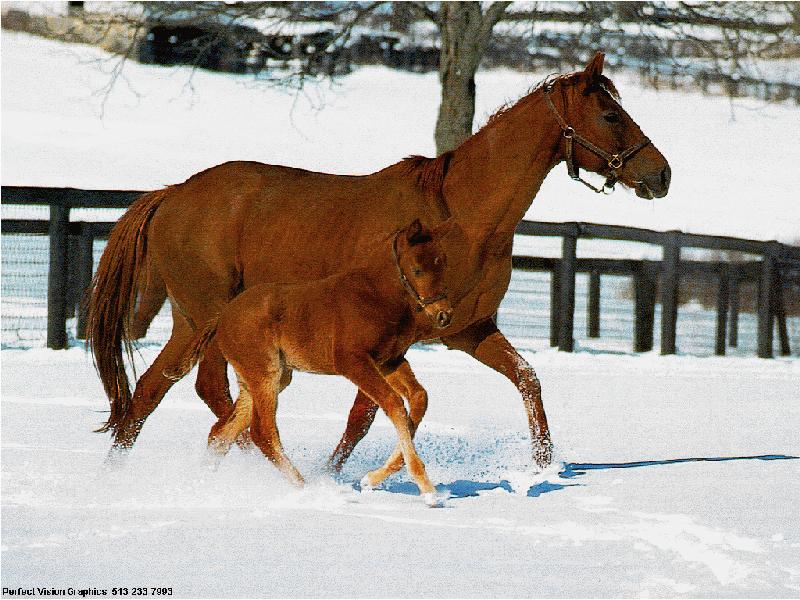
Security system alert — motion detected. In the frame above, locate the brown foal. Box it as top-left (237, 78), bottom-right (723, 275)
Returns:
top-left (167, 219), bottom-right (454, 505)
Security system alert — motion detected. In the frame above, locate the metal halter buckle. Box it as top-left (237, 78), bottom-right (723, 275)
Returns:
top-left (544, 83), bottom-right (652, 195)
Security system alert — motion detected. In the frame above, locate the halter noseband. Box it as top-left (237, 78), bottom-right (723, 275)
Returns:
top-left (392, 234), bottom-right (448, 309)
top-left (544, 83), bottom-right (652, 194)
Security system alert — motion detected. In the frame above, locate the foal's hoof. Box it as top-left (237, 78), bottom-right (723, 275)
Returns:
top-left (423, 493), bottom-right (446, 508)
top-left (359, 475), bottom-right (375, 493)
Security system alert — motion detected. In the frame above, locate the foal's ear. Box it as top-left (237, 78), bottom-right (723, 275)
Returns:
top-left (583, 51), bottom-right (605, 83)
top-left (405, 218), bottom-right (427, 245)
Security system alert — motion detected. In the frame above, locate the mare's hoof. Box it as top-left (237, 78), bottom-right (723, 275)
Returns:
top-left (423, 493), bottom-right (446, 508)
top-left (533, 440), bottom-right (554, 470)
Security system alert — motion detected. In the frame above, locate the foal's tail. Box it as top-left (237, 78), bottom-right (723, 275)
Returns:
top-left (86, 188), bottom-right (170, 434)
top-left (163, 317), bottom-right (219, 382)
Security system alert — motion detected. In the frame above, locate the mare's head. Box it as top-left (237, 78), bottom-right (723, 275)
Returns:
top-left (548, 52), bottom-right (671, 198)
top-left (394, 219), bottom-right (453, 328)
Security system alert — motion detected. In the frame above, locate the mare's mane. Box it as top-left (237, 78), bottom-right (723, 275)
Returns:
top-left (398, 152), bottom-right (454, 200)
top-left (385, 70), bottom-right (620, 204)
top-left (485, 71), bottom-right (621, 128)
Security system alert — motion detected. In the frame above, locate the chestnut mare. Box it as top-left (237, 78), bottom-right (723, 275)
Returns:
top-left (88, 53), bottom-right (670, 470)
top-left (166, 220), bottom-right (453, 504)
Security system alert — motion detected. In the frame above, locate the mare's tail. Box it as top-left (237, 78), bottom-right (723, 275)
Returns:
top-left (163, 317), bottom-right (220, 382)
top-left (86, 188), bottom-right (171, 434)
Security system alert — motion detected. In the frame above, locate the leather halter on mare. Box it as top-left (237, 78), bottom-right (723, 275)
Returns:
top-left (544, 83), bottom-right (651, 194)
top-left (392, 234), bottom-right (448, 309)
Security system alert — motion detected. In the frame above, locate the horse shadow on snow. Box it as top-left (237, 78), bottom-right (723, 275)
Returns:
top-left (351, 454), bottom-right (798, 501)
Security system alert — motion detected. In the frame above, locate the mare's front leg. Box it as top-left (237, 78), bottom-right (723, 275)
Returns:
top-left (442, 318), bottom-right (553, 469)
top-left (342, 356), bottom-right (436, 502)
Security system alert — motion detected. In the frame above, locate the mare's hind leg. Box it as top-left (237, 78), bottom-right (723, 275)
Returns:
top-left (243, 365), bottom-right (303, 486)
top-left (360, 361), bottom-right (428, 488)
top-left (343, 357), bottom-right (435, 500)
top-left (130, 262), bottom-right (167, 340)
top-left (107, 307), bottom-right (195, 460)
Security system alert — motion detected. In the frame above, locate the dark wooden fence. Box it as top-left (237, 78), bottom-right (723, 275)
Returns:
top-left (3, 185), bottom-right (799, 357)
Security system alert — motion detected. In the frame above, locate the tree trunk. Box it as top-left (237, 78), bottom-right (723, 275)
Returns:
top-left (434, 2), bottom-right (509, 155)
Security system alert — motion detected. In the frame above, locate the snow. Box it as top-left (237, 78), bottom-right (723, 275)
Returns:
top-left (2, 31), bottom-right (800, 597)
top-left (2, 346), bottom-right (799, 597)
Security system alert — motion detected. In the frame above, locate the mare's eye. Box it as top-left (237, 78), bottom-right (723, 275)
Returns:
top-left (412, 268), bottom-right (423, 277)
top-left (603, 112), bottom-right (620, 124)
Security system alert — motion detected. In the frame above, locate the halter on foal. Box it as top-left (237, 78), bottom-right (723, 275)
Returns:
top-left (167, 219), bottom-right (454, 506)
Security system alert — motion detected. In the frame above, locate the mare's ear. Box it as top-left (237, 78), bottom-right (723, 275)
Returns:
top-left (583, 51), bottom-right (605, 84)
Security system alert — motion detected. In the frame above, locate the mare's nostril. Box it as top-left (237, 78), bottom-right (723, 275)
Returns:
top-left (661, 165), bottom-right (671, 190)
top-left (437, 310), bottom-right (452, 327)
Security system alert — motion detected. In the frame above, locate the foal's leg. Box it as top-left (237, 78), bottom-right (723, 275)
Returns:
top-left (443, 318), bottom-right (553, 469)
top-left (343, 357), bottom-right (435, 500)
top-left (361, 361), bottom-right (429, 488)
top-left (207, 368), bottom-right (293, 459)
top-left (245, 366), bottom-right (304, 487)
top-left (196, 342), bottom-right (253, 450)
top-left (207, 373), bottom-right (254, 458)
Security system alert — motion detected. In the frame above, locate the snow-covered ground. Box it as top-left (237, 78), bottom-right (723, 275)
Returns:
top-left (2, 346), bottom-right (799, 597)
top-left (2, 31), bottom-right (800, 598)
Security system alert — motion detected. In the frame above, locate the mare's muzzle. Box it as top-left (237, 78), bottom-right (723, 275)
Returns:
top-left (635, 165), bottom-right (671, 199)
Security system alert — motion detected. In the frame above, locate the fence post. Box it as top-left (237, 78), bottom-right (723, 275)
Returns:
top-left (728, 266), bottom-right (740, 347)
top-left (757, 243), bottom-right (778, 358)
top-left (558, 228), bottom-right (578, 352)
top-left (715, 263), bottom-right (729, 356)
top-left (586, 270), bottom-right (600, 338)
top-left (75, 224), bottom-right (94, 340)
top-left (549, 268), bottom-right (560, 347)
top-left (775, 274), bottom-right (791, 356)
top-left (660, 230), bottom-right (681, 355)
top-left (67, 235), bottom-right (81, 318)
top-left (634, 263), bottom-right (657, 352)
top-left (47, 203), bottom-right (70, 349)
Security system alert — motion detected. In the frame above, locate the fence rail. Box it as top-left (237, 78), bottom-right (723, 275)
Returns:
top-left (2, 185), bottom-right (798, 357)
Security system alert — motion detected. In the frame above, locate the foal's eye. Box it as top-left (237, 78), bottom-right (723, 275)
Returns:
top-left (603, 111), bottom-right (620, 124)
top-left (412, 268), bottom-right (423, 277)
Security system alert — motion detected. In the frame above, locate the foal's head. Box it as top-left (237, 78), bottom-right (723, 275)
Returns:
top-left (394, 219), bottom-right (453, 329)
top-left (547, 52), bottom-right (671, 199)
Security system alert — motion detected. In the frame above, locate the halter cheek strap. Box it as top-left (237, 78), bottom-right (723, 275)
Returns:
top-left (544, 84), bottom-right (652, 194)
top-left (392, 234), bottom-right (448, 308)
